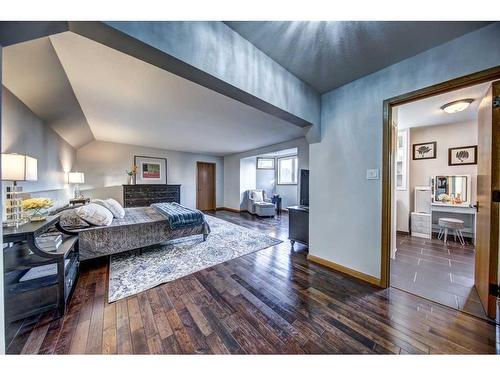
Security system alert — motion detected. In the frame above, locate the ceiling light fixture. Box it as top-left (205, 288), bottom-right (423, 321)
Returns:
top-left (440, 99), bottom-right (473, 114)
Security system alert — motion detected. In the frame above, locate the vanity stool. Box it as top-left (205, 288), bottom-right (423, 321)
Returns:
top-left (437, 218), bottom-right (466, 245)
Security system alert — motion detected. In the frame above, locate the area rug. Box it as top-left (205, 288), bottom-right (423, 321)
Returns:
top-left (108, 215), bottom-right (282, 302)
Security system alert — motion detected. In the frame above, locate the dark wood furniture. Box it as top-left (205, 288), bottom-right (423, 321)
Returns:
top-left (123, 184), bottom-right (181, 208)
top-left (3, 216), bottom-right (79, 322)
top-left (288, 205), bottom-right (309, 249)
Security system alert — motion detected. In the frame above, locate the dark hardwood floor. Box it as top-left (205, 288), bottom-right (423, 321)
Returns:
top-left (5, 211), bottom-right (499, 354)
top-left (391, 233), bottom-right (487, 320)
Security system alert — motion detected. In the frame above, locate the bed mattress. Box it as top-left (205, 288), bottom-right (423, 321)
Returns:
top-left (76, 207), bottom-right (210, 260)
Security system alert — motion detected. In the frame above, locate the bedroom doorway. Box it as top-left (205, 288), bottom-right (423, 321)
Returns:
top-left (196, 162), bottom-right (216, 211)
top-left (381, 66), bottom-right (500, 321)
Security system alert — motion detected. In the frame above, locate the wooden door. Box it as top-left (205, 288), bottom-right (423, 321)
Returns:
top-left (475, 81), bottom-right (500, 319)
top-left (196, 162), bottom-right (216, 211)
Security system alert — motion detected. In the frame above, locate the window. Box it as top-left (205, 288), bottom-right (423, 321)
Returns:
top-left (277, 156), bottom-right (298, 185)
top-left (257, 157), bottom-right (275, 169)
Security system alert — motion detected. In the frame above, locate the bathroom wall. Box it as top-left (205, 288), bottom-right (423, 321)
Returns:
top-left (410, 120), bottom-right (478, 209)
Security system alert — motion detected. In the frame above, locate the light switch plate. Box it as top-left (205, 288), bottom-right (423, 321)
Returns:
top-left (366, 169), bottom-right (379, 180)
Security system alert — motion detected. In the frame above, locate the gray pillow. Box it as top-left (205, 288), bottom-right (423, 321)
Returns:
top-left (252, 190), bottom-right (264, 202)
top-left (93, 198), bottom-right (125, 219)
top-left (60, 209), bottom-right (91, 229)
top-left (76, 203), bottom-right (113, 226)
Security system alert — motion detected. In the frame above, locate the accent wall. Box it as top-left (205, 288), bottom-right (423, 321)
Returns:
top-left (310, 23), bottom-right (500, 280)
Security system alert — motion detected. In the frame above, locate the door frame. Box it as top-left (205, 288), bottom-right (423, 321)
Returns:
top-left (196, 161), bottom-right (216, 211)
top-left (381, 65), bottom-right (500, 290)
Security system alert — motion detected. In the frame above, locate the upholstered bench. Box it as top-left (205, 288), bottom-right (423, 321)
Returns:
top-left (437, 217), bottom-right (466, 245)
top-left (254, 202), bottom-right (276, 217)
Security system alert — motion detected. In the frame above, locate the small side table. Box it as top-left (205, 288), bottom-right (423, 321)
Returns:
top-left (69, 197), bottom-right (90, 206)
top-left (272, 195), bottom-right (282, 216)
top-left (3, 216), bottom-right (79, 321)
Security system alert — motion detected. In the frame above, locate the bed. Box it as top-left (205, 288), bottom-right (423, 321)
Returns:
top-left (57, 206), bottom-right (210, 260)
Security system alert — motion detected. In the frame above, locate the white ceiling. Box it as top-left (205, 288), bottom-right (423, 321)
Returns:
top-left (46, 32), bottom-right (304, 156)
top-left (2, 36), bottom-right (94, 148)
top-left (397, 82), bottom-right (492, 129)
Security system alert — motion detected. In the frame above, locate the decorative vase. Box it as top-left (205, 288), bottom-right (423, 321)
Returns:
top-left (128, 175), bottom-right (135, 185)
top-left (29, 209), bottom-right (48, 222)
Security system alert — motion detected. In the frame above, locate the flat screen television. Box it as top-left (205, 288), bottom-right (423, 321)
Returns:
top-left (300, 169), bottom-right (309, 206)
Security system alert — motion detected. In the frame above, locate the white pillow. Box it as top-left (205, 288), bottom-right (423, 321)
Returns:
top-left (93, 198), bottom-right (125, 219)
top-left (76, 203), bottom-right (113, 226)
top-left (105, 198), bottom-right (125, 219)
top-left (252, 190), bottom-right (264, 202)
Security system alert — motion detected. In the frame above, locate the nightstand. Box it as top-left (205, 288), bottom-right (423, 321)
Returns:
top-left (3, 216), bottom-right (79, 322)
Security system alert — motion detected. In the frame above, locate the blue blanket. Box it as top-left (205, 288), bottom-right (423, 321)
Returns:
top-left (151, 202), bottom-right (206, 230)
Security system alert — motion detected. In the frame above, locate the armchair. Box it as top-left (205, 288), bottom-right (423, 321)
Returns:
top-left (247, 189), bottom-right (276, 217)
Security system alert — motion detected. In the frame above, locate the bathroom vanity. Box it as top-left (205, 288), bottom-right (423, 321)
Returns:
top-left (431, 175), bottom-right (477, 243)
top-left (411, 175), bottom-right (477, 243)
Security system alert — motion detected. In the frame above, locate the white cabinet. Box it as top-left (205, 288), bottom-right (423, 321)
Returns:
top-left (396, 130), bottom-right (408, 191)
top-left (411, 212), bottom-right (432, 239)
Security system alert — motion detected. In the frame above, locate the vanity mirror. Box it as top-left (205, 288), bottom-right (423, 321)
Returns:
top-left (433, 175), bottom-right (471, 205)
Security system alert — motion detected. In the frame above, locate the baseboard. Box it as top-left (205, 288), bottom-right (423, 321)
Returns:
top-left (396, 230), bottom-right (409, 235)
top-left (307, 254), bottom-right (381, 287)
top-left (216, 207), bottom-right (246, 213)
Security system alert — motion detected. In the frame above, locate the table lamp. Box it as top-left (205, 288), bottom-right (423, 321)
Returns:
top-left (2, 153), bottom-right (38, 227)
top-left (68, 172), bottom-right (85, 198)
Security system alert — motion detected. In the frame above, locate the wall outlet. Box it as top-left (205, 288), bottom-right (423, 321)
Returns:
top-left (366, 169), bottom-right (379, 180)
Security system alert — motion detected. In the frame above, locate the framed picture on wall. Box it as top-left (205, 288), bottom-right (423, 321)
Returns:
top-left (134, 155), bottom-right (167, 184)
top-left (412, 141), bottom-right (437, 160)
top-left (448, 145), bottom-right (477, 166)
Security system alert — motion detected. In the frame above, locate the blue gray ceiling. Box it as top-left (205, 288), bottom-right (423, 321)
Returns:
top-left (224, 21), bottom-right (492, 93)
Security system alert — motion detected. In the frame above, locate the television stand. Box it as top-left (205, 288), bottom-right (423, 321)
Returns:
top-left (3, 216), bottom-right (79, 322)
top-left (288, 205), bottom-right (309, 250)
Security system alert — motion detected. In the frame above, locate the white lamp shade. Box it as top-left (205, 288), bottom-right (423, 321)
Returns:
top-left (1, 153), bottom-right (38, 181)
top-left (68, 172), bottom-right (85, 184)
top-left (25, 156), bottom-right (38, 181)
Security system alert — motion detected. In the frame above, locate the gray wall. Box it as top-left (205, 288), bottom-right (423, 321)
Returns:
top-left (1, 86), bottom-right (76, 211)
top-left (0, 43), bottom-right (5, 355)
top-left (310, 22), bottom-right (500, 279)
top-left (276, 183), bottom-right (299, 209)
top-left (224, 137), bottom-right (308, 210)
top-left (256, 167), bottom-right (275, 197)
top-left (106, 21), bottom-right (321, 142)
top-left (239, 156), bottom-right (257, 210)
top-left (75, 140), bottom-right (224, 209)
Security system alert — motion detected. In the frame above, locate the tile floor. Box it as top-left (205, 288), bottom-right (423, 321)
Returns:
top-left (391, 233), bottom-right (488, 320)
